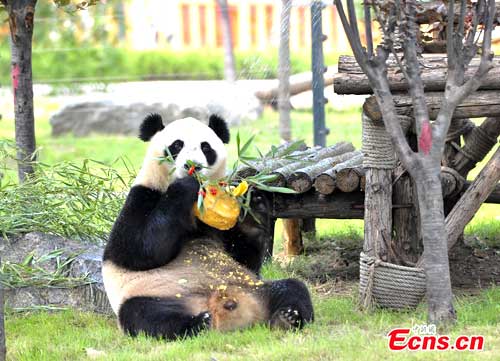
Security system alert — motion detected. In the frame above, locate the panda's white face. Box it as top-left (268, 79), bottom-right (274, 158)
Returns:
top-left (150, 117), bottom-right (227, 181)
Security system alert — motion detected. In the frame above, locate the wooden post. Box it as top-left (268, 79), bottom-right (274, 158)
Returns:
top-left (392, 165), bottom-right (422, 264)
top-left (215, 0), bottom-right (236, 82)
top-left (283, 219), bottom-right (303, 256)
top-left (362, 112), bottom-right (395, 261)
top-left (363, 169), bottom-right (392, 261)
top-left (301, 218), bottom-right (316, 244)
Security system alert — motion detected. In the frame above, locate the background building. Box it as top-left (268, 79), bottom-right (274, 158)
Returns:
top-left (125, 0), bottom-right (351, 54)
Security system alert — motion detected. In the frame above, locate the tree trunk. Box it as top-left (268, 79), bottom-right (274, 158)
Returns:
top-left (216, 0), bottom-right (236, 82)
top-left (415, 167), bottom-right (456, 325)
top-left (7, 0), bottom-right (37, 182)
top-left (278, 0), bottom-right (292, 141)
top-left (0, 257), bottom-right (5, 361)
top-left (114, 0), bottom-right (126, 43)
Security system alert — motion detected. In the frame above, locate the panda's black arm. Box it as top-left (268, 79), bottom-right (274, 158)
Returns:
top-left (104, 177), bottom-right (199, 271)
top-left (222, 191), bottom-right (273, 275)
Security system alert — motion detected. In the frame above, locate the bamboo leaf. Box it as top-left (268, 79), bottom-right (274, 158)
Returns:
top-left (236, 132), bottom-right (241, 157)
top-left (256, 146), bottom-right (264, 159)
top-left (21, 253), bottom-right (34, 266)
top-left (239, 134), bottom-right (256, 157)
top-left (249, 174), bottom-right (279, 182)
top-left (250, 181), bottom-right (297, 193)
top-left (267, 145), bottom-right (279, 157)
top-left (197, 192), bottom-right (205, 214)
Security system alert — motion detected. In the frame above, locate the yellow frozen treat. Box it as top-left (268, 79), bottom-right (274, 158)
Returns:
top-left (194, 186), bottom-right (240, 230)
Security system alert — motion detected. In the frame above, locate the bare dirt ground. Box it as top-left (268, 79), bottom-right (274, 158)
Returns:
top-left (283, 238), bottom-right (500, 292)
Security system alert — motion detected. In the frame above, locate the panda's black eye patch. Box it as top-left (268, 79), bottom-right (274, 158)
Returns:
top-left (166, 139), bottom-right (184, 159)
top-left (201, 141), bottom-right (217, 166)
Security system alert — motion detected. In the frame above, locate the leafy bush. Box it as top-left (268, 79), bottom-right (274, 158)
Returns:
top-left (0, 45), bottom-right (340, 85)
top-left (0, 141), bottom-right (134, 243)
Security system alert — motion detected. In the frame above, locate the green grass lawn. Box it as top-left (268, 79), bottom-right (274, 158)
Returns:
top-left (5, 268), bottom-right (500, 361)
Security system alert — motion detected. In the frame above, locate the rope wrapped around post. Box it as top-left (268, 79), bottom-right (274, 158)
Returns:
top-left (455, 125), bottom-right (498, 163)
top-left (361, 112), bottom-right (396, 169)
top-left (359, 252), bottom-right (426, 309)
top-left (360, 112), bottom-right (426, 310)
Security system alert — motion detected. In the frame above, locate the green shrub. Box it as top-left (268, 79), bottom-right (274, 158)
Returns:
top-left (0, 46), bottom-right (340, 86)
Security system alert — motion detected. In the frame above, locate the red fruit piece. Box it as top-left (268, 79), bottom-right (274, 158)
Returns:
top-left (209, 188), bottom-right (218, 196)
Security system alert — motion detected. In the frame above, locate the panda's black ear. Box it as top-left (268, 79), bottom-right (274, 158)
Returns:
top-left (208, 114), bottom-right (230, 144)
top-left (139, 113), bottom-right (165, 142)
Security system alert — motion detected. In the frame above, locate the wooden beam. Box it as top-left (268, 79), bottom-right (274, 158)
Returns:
top-left (462, 181), bottom-right (500, 204)
top-left (255, 75), bottom-right (334, 105)
top-left (270, 191), bottom-right (364, 219)
top-left (363, 91), bottom-right (500, 122)
top-left (335, 55), bottom-right (500, 95)
top-left (446, 147), bottom-right (500, 250)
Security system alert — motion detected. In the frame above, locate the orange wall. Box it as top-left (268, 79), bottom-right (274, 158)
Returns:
top-left (174, 1), bottom-right (352, 53)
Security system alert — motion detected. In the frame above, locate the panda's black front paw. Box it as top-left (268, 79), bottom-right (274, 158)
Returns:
top-left (168, 176), bottom-right (200, 203)
top-left (270, 307), bottom-right (303, 330)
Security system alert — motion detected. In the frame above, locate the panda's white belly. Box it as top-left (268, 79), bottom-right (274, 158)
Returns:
top-left (102, 260), bottom-right (201, 315)
top-left (102, 238), bottom-right (263, 316)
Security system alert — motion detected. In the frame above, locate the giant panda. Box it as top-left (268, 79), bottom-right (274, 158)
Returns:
top-left (102, 113), bottom-right (314, 340)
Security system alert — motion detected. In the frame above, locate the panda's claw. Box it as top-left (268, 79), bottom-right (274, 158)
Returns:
top-left (271, 307), bottom-right (303, 330)
top-left (192, 311), bottom-right (212, 331)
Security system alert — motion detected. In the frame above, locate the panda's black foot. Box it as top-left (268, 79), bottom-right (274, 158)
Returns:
top-left (190, 311), bottom-right (212, 333)
top-left (270, 307), bottom-right (303, 330)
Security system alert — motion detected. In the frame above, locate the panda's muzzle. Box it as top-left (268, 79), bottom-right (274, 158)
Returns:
top-left (184, 163), bottom-right (202, 172)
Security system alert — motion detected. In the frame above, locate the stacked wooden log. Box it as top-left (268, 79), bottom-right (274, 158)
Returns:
top-left (237, 142), bottom-right (364, 195)
top-left (237, 140), bottom-right (499, 205)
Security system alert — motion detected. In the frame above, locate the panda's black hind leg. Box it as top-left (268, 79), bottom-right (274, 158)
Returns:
top-left (265, 278), bottom-right (314, 330)
top-left (118, 296), bottom-right (211, 340)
